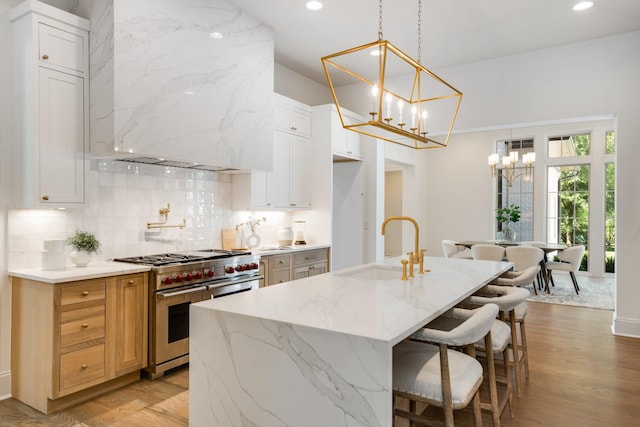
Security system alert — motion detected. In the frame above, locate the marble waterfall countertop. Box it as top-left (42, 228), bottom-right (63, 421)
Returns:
top-left (189, 256), bottom-right (512, 427)
top-left (8, 261), bottom-right (150, 283)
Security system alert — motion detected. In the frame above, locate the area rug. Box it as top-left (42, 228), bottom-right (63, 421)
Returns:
top-left (524, 275), bottom-right (614, 310)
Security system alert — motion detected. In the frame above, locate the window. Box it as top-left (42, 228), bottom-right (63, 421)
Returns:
top-left (496, 138), bottom-right (534, 241)
top-left (548, 134), bottom-right (590, 158)
top-left (546, 133), bottom-right (590, 271)
top-left (604, 130), bottom-right (616, 273)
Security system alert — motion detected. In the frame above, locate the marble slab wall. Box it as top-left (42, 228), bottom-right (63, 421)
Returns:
top-left (89, 0), bottom-right (274, 171)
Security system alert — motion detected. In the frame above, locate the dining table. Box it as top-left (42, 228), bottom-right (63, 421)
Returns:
top-left (455, 240), bottom-right (567, 293)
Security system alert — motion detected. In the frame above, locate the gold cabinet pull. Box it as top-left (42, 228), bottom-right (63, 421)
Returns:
top-left (82, 323), bottom-right (88, 328)
top-left (82, 291), bottom-right (89, 296)
top-left (128, 280), bottom-right (135, 284)
top-left (279, 260), bottom-right (285, 264)
top-left (81, 364), bottom-right (87, 369)
top-left (42, 195), bottom-right (49, 201)
top-left (42, 54), bottom-right (49, 60)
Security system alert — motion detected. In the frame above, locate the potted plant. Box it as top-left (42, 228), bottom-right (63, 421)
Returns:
top-left (66, 230), bottom-right (100, 267)
top-left (496, 204), bottom-right (521, 242)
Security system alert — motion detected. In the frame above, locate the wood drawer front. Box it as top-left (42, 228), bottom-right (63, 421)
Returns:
top-left (59, 344), bottom-right (105, 392)
top-left (60, 281), bottom-right (106, 306)
top-left (268, 254), bottom-right (291, 269)
top-left (60, 305), bottom-right (105, 348)
top-left (270, 268), bottom-right (291, 286)
top-left (292, 250), bottom-right (327, 266)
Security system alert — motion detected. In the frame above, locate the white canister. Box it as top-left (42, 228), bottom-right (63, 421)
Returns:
top-left (277, 226), bottom-right (294, 246)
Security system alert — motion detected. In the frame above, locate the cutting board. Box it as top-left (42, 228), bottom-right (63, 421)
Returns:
top-left (221, 228), bottom-right (247, 250)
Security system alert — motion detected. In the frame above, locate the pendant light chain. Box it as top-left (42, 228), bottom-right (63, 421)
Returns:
top-left (417, 0), bottom-right (422, 64)
top-left (378, 0), bottom-right (384, 40)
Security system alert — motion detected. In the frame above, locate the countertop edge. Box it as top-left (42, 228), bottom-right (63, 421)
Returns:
top-left (8, 261), bottom-right (151, 283)
top-left (251, 244), bottom-right (330, 256)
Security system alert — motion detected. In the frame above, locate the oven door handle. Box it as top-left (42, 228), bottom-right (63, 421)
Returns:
top-left (156, 286), bottom-right (207, 299)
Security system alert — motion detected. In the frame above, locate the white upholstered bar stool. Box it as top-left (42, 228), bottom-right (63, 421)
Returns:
top-left (471, 244), bottom-right (506, 261)
top-left (393, 303), bottom-right (499, 427)
top-left (467, 285), bottom-right (531, 399)
top-left (415, 305), bottom-right (515, 426)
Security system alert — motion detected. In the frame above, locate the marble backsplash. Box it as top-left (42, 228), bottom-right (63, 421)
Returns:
top-left (7, 159), bottom-right (292, 270)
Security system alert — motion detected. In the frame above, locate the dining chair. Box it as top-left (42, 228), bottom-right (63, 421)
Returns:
top-left (471, 244), bottom-right (506, 261)
top-left (505, 246), bottom-right (544, 294)
top-left (442, 239), bottom-right (473, 259)
top-left (545, 245), bottom-right (585, 294)
top-left (393, 303), bottom-right (499, 427)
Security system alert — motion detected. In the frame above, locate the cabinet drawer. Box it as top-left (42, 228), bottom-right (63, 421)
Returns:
top-left (60, 281), bottom-right (106, 306)
top-left (292, 249), bottom-right (328, 266)
top-left (270, 268), bottom-right (291, 286)
top-left (60, 305), bottom-right (105, 348)
top-left (268, 254), bottom-right (291, 269)
top-left (59, 344), bottom-right (105, 392)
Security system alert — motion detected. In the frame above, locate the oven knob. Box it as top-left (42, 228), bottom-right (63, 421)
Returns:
top-left (225, 266), bottom-right (235, 274)
top-left (206, 269), bottom-right (214, 277)
top-left (195, 271), bottom-right (203, 279)
top-left (251, 262), bottom-right (259, 270)
top-left (174, 274), bottom-right (183, 283)
top-left (163, 276), bottom-right (173, 285)
top-left (185, 273), bottom-right (193, 281)
top-left (236, 264), bottom-right (245, 272)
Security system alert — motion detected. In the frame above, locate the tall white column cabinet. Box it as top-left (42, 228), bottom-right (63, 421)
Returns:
top-left (10, 0), bottom-right (89, 208)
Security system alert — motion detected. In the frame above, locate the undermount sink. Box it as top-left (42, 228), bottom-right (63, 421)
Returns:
top-left (337, 265), bottom-right (404, 281)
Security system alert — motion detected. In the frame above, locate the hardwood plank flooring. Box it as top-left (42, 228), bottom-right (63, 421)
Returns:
top-left (1, 302), bottom-right (639, 426)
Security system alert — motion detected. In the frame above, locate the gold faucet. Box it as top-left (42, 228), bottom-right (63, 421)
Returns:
top-left (381, 216), bottom-right (426, 274)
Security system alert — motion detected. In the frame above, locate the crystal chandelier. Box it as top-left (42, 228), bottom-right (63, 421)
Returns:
top-left (321, 0), bottom-right (462, 150)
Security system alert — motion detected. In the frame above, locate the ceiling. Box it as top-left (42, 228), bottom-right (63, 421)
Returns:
top-left (226, 0), bottom-right (640, 86)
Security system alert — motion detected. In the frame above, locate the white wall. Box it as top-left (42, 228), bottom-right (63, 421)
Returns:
top-left (422, 32), bottom-right (640, 337)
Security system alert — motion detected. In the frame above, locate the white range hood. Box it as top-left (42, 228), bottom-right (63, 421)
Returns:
top-left (88, 0), bottom-right (274, 171)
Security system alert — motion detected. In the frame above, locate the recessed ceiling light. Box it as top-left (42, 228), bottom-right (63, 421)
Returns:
top-left (306, 1), bottom-right (323, 11)
top-left (573, 2), bottom-right (594, 11)
top-left (209, 32), bottom-right (223, 39)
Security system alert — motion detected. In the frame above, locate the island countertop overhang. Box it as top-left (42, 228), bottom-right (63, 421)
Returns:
top-left (193, 256), bottom-right (512, 346)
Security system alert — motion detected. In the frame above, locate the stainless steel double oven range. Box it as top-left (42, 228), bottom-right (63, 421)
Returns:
top-left (115, 249), bottom-right (261, 379)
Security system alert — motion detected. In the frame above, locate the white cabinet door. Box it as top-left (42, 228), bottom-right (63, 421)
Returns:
top-left (289, 135), bottom-right (309, 208)
top-left (332, 110), bottom-right (361, 159)
top-left (274, 96), bottom-right (311, 138)
top-left (38, 22), bottom-right (88, 75)
top-left (270, 132), bottom-right (291, 208)
top-left (38, 68), bottom-right (85, 204)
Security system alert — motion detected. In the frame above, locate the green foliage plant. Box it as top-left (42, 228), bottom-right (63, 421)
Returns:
top-left (67, 230), bottom-right (100, 254)
top-left (496, 204), bottom-right (521, 224)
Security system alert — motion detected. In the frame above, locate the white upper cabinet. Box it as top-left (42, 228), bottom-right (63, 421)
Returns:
top-left (10, 1), bottom-right (89, 207)
top-left (232, 95), bottom-right (310, 210)
top-left (312, 104), bottom-right (362, 161)
top-left (88, 0), bottom-right (274, 171)
top-left (274, 94), bottom-right (312, 138)
top-left (38, 22), bottom-right (88, 75)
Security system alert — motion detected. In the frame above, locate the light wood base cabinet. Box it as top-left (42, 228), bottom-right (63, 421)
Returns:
top-left (11, 272), bottom-right (148, 414)
top-left (260, 248), bottom-right (330, 286)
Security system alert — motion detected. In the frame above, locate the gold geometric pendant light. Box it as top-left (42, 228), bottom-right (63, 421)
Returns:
top-left (321, 0), bottom-right (462, 150)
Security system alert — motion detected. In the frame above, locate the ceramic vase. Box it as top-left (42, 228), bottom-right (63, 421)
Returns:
top-left (70, 250), bottom-right (92, 267)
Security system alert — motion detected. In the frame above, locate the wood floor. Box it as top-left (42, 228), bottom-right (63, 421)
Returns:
top-left (1, 302), bottom-right (640, 426)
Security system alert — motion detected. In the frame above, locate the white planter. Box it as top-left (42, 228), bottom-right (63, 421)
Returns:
top-left (70, 250), bottom-right (93, 267)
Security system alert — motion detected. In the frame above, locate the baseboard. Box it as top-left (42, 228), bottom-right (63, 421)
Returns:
top-left (0, 369), bottom-right (10, 401)
top-left (612, 313), bottom-right (640, 338)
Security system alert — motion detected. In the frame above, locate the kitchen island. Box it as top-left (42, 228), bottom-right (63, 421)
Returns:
top-left (189, 256), bottom-right (512, 427)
